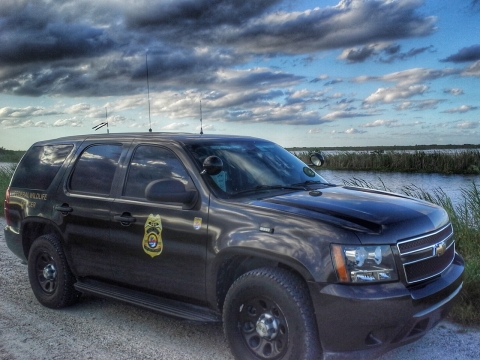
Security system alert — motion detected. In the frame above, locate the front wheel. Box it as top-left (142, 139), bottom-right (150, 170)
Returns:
top-left (28, 234), bottom-right (80, 309)
top-left (223, 267), bottom-right (321, 360)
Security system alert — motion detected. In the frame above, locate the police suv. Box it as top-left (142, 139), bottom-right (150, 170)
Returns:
top-left (4, 133), bottom-right (464, 360)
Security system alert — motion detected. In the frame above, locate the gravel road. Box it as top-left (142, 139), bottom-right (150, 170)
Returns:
top-left (1, 216), bottom-right (479, 360)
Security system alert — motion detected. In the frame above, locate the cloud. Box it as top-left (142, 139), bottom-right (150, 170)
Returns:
top-left (360, 119), bottom-right (398, 127)
top-left (393, 99), bottom-right (443, 111)
top-left (441, 44), bottom-right (480, 63)
top-left (338, 45), bottom-right (377, 63)
top-left (0, 106), bottom-right (60, 118)
top-left (1, 119), bottom-right (49, 128)
top-left (162, 122), bottom-right (190, 130)
top-left (442, 105), bottom-right (478, 113)
top-left (455, 121), bottom-right (480, 129)
top-left (225, 0), bottom-right (436, 55)
top-left (379, 45), bottom-right (434, 63)
top-left (462, 60), bottom-right (480, 77)
top-left (0, 0), bottom-right (437, 99)
top-left (345, 128), bottom-right (366, 134)
top-left (321, 110), bottom-right (373, 121)
top-left (443, 88), bottom-right (464, 96)
top-left (355, 67), bottom-right (459, 104)
top-left (365, 84), bottom-right (428, 103)
top-left (53, 117), bottom-right (84, 127)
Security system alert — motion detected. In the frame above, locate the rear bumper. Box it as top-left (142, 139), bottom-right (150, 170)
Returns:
top-left (308, 253), bottom-right (464, 360)
top-left (4, 224), bottom-right (26, 262)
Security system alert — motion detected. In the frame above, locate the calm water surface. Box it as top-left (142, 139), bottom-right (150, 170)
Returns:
top-left (319, 169), bottom-right (480, 207)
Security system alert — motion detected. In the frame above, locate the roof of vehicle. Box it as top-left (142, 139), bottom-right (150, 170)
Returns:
top-left (31, 132), bottom-right (269, 146)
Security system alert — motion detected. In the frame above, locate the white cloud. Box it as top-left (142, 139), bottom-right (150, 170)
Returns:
top-left (442, 105), bottom-right (478, 113)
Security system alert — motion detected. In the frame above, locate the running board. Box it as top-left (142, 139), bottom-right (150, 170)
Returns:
top-left (74, 279), bottom-right (221, 323)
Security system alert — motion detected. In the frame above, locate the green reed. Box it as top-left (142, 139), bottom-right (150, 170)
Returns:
top-left (343, 177), bottom-right (480, 325)
top-left (0, 164), bottom-right (16, 214)
top-left (297, 150), bottom-right (480, 174)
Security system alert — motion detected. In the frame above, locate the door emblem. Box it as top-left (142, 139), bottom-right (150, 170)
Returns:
top-left (143, 214), bottom-right (163, 258)
top-left (193, 217), bottom-right (202, 230)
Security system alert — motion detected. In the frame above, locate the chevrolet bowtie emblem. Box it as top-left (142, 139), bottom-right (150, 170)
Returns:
top-left (435, 241), bottom-right (447, 257)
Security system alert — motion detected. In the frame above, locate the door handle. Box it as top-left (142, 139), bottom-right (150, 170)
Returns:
top-left (114, 213), bottom-right (137, 226)
top-left (54, 204), bottom-right (73, 216)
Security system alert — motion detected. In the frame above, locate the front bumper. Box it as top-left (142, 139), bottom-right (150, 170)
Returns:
top-left (308, 253), bottom-right (464, 360)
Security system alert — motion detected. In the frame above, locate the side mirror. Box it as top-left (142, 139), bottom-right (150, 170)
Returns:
top-left (310, 152), bottom-right (325, 167)
top-left (202, 155), bottom-right (223, 175)
top-left (145, 179), bottom-right (197, 206)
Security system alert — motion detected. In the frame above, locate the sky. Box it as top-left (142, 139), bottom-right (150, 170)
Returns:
top-left (0, 0), bottom-right (479, 150)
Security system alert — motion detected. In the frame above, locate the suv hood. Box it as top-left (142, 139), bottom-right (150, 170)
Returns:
top-left (251, 186), bottom-right (449, 244)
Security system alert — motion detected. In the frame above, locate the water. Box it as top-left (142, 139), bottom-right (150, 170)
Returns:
top-left (319, 169), bottom-right (480, 207)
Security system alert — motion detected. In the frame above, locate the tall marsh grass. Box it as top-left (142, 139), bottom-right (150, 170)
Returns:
top-left (297, 150), bottom-right (480, 174)
top-left (344, 177), bottom-right (480, 325)
top-left (1, 164), bottom-right (16, 214)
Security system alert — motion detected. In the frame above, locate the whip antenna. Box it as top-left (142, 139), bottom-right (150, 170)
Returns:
top-left (146, 51), bottom-right (152, 132)
top-left (200, 100), bottom-right (203, 135)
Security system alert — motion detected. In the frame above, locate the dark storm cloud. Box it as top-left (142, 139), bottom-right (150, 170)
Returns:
top-left (380, 45), bottom-right (434, 63)
top-left (0, 0), bottom-right (437, 98)
top-left (223, 0), bottom-right (436, 55)
top-left (125, 0), bottom-right (280, 29)
top-left (441, 45), bottom-right (480, 63)
top-left (342, 46), bottom-right (376, 63)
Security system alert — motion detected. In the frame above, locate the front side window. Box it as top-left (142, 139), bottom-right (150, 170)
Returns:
top-left (69, 144), bottom-right (122, 195)
top-left (11, 144), bottom-right (73, 190)
top-left (123, 145), bottom-right (192, 199)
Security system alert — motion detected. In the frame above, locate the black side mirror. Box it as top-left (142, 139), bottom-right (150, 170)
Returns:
top-left (310, 152), bottom-right (325, 167)
top-left (145, 179), bottom-right (197, 207)
top-left (202, 155), bottom-right (223, 175)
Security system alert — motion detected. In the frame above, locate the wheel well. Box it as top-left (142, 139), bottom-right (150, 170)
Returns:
top-left (21, 221), bottom-right (62, 259)
top-left (215, 255), bottom-right (305, 311)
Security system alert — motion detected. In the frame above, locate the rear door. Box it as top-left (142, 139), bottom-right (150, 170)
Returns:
top-left (53, 141), bottom-right (129, 280)
top-left (109, 143), bottom-right (209, 301)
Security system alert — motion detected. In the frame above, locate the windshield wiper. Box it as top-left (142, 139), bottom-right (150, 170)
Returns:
top-left (292, 180), bottom-right (335, 186)
top-left (231, 184), bottom-right (306, 196)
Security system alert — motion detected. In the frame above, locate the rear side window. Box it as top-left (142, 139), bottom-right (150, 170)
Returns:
top-left (69, 144), bottom-right (122, 195)
top-left (11, 145), bottom-right (73, 190)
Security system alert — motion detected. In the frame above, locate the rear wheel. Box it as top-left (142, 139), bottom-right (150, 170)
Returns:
top-left (223, 267), bottom-right (321, 360)
top-left (28, 234), bottom-right (80, 308)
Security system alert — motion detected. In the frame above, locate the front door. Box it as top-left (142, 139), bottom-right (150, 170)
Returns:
top-left (109, 144), bottom-right (208, 301)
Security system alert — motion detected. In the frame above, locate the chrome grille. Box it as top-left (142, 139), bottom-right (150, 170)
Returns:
top-left (397, 224), bottom-right (455, 284)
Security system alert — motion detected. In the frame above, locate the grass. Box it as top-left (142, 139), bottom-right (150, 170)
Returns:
top-left (344, 177), bottom-right (480, 326)
top-left (296, 150), bottom-right (480, 174)
top-left (0, 148), bottom-right (25, 163)
top-left (0, 164), bottom-right (16, 211)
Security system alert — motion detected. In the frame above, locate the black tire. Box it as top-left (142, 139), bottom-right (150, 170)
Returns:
top-left (28, 234), bottom-right (80, 309)
top-left (223, 267), bottom-right (321, 360)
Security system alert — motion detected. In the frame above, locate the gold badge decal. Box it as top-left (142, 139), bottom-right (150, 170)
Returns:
top-left (143, 214), bottom-right (163, 258)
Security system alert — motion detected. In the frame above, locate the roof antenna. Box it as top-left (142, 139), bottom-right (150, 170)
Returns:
top-left (92, 107), bottom-right (109, 133)
top-left (199, 100), bottom-right (203, 135)
top-left (146, 51), bottom-right (152, 132)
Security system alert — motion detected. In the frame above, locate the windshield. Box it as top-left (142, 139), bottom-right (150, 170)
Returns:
top-left (186, 140), bottom-right (328, 197)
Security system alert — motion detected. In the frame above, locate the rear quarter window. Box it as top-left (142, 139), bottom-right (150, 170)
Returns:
top-left (11, 144), bottom-right (73, 190)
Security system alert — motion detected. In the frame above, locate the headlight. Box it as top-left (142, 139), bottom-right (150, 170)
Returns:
top-left (331, 244), bottom-right (398, 283)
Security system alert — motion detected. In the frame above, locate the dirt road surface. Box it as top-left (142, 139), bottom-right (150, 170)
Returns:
top-left (1, 216), bottom-right (479, 360)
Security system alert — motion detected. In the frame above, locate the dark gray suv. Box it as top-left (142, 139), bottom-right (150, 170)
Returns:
top-left (4, 133), bottom-right (464, 360)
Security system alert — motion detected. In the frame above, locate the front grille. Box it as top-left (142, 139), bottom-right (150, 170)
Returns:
top-left (397, 224), bottom-right (455, 284)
